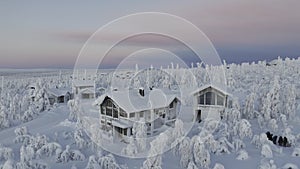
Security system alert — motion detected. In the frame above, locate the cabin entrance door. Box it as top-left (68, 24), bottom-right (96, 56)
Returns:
top-left (196, 110), bottom-right (201, 123)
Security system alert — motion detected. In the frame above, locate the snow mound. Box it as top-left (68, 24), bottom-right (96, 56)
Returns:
top-left (292, 147), bottom-right (300, 157)
top-left (282, 163), bottom-right (299, 169)
top-left (236, 149), bottom-right (249, 160)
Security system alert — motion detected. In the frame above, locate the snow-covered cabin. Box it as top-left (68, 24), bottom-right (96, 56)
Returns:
top-left (192, 84), bottom-right (230, 122)
top-left (94, 88), bottom-right (180, 138)
top-left (73, 80), bottom-right (95, 99)
top-left (46, 88), bottom-right (71, 105)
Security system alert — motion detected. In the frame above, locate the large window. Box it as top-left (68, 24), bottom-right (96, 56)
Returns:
top-left (205, 92), bottom-right (215, 105)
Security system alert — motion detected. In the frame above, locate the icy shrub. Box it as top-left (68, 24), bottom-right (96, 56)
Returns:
top-left (213, 163), bottom-right (225, 169)
top-left (0, 145), bottom-right (13, 161)
top-left (99, 154), bottom-right (120, 169)
top-left (258, 160), bottom-right (276, 169)
top-left (85, 155), bottom-right (100, 169)
top-left (36, 142), bottom-right (61, 158)
top-left (121, 137), bottom-right (138, 157)
top-left (236, 149), bottom-right (249, 160)
top-left (261, 144), bottom-right (273, 158)
top-left (56, 145), bottom-right (85, 163)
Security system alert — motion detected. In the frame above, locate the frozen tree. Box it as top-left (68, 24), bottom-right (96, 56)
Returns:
top-left (261, 144), bottom-right (273, 158)
top-left (122, 137), bottom-right (138, 157)
top-left (0, 104), bottom-right (10, 129)
top-left (85, 155), bottom-right (101, 169)
top-left (74, 129), bottom-right (88, 149)
top-left (141, 133), bottom-right (168, 169)
top-left (172, 119), bottom-right (184, 140)
top-left (258, 159), bottom-right (277, 169)
top-left (213, 163), bottom-right (225, 169)
top-left (36, 142), bottom-right (61, 158)
top-left (0, 145), bottom-right (13, 161)
top-left (237, 119), bottom-right (252, 139)
top-left (268, 119), bottom-right (278, 132)
top-left (285, 84), bottom-right (296, 120)
top-left (243, 91), bottom-right (256, 119)
top-left (99, 154), bottom-right (120, 169)
top-left (193, 136), bottom-right (210, 169)
top-left (178, 137), bottom-right (192, 168)
top-left (2, 159), bottom-right (15, 169)
top-left (68, 99), bottom-right (80, 122)
top-left (133, 120), bottom-right (147, 152)
top-left (262, 93), bottom-right (272, 121)
top-left (21, 105), bottom-right (37, 123)
top-left (269, 76), bottom-right (281, 119)
top-left (187, 161), bottom-right (198, 169)
top-left (56, 145), bottom-right (85, 163)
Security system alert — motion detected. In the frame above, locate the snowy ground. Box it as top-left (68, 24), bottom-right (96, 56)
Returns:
top-left (1, 58), bottom-right (300, 168)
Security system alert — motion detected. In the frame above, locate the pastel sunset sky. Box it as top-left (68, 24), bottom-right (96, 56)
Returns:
top-left (1, 0), bottom-right (300, 69)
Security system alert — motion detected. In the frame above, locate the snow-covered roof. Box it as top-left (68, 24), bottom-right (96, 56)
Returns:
top-left (94, 89), bottom-right (180, 113)
top-left (80, 88), bottom-right (95, 94)
top-left (73, 80), bottom-right (94, 87)
top-left (47, 88), bottom-right (71, 97)
top-left (111, 119), bottom-right (133, 129)
top-left (191, 84), bottom-right (230, 96)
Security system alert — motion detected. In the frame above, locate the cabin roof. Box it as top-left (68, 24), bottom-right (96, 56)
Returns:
top-left (80, 88), bottom-right (95, 94)
top-left (73, 80), bottom-right (94, 87)
top-left (192, 84), bottom-right (230, 96)
top-left (94, 89), bottom-right (180, 113)
top-left (47, 88), bottom-right (71, 97)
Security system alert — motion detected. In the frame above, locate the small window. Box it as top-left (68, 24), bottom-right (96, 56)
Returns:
top-left (199, 94), bottom-right (204, 105)
top-left (130, 113), bottom-right (135, 118)
top-left (101, 107), bottom-right (105, 114)
top-left (140, 112), bottom-right (144, 118)
top-left (120, 109), bottom-right (127, 118)
top-left (106, 108), bottom-right (112, 116)
top-left (113, 109), bottom-right (118, 118)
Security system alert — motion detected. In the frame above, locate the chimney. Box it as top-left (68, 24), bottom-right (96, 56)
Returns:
top-left (139, 87), bottom-right (145, 97)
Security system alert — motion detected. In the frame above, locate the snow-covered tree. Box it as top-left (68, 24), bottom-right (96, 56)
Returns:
top-left (132, 120), bottom-right (147, 152)
top-left (85, 155), bottom-right (101, 169)
top-left (99, 154), bottom-right (120, 169)
top-left (68, 99), bottom-right (80, 122)
top-left (193, 136), bottom-right (210, 169)
top-left (269, 76), bottom-right (281, 119)
top-left (243, 91), bottom-right (256, 119)
top-left (141, 133), bottom-right (168, 169)
top-left (285, 84), bottom-right (296, 120)
top-left (178, 137), bottom-right (192, 168)
top-left (261, 144), bottom-right (273, 158)
top-left (122, 137), bottom-right (138, 157)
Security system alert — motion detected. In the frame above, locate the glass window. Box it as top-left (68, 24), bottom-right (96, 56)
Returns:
top-left (205, 92), bottom-right (215, 105)
top-left (113, 109), bottom-right (118, 118)
top-left (101, 107), bottom-right (105, 114)
top-left (130, 113), bottom-right (135, 118)
top-left (217, 95), bottom-right (224, 106)
top-left (199, 94), bottom-right (204, 105)
top-left (120, 109), bottom-right (127, 118)
top-left (140, 112), bottom-right (144, 118)
top-left (106, 108), bottom-right (112, 116)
